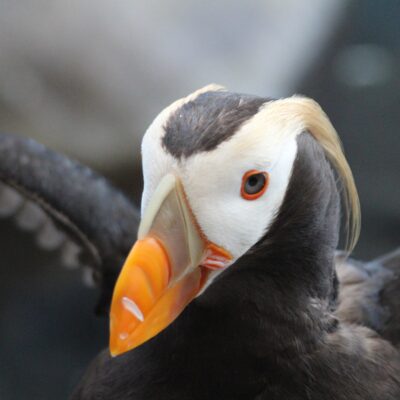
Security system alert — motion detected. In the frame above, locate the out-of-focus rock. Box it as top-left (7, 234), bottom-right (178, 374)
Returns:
top-left (0, 0), bottom-right (346, 171)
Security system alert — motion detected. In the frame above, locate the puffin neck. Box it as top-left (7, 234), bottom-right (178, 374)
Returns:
top-left (196, 133), bottom-right (341, 355)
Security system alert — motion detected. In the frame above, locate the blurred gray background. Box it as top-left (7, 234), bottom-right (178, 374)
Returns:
top-left (0, 0), bottom-right (399, 398)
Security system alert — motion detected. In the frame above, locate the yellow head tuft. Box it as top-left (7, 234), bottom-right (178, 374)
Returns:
top-left (264, 96), bottom-right (361, 253)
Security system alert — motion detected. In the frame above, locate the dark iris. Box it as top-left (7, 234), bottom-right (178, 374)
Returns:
top-left (244, 173), bottom-right (266, 195)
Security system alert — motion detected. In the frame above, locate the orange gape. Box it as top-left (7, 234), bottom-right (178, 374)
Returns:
top-left (109, 237), bottom-right (202, 356)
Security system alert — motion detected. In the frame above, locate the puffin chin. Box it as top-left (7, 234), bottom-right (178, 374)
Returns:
top-left (109, 173), bottom-right (232, 356)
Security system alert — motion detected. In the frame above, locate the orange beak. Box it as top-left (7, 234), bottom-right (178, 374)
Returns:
top-left (109, 174), bottom-right (232, 356)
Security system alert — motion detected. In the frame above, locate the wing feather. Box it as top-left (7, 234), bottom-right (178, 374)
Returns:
top-left (0, 133), bottom-right (140, 312)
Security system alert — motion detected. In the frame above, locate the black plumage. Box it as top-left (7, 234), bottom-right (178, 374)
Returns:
top-left (0, 125), bottom-right (399, 399)
top-left (163, 90), bottom-right (269, 158)
top-left (70, 133), bottom-right (400, 399)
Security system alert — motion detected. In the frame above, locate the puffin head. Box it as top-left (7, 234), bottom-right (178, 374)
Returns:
top-left (109, 85), bottom-right (360, 356)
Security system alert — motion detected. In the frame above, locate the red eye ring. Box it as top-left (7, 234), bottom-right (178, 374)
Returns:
top-left (240, 170), bottom-right (269, 200)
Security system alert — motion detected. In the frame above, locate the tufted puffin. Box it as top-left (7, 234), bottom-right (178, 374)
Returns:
top-left (0, 85), bottom-right (399, 399)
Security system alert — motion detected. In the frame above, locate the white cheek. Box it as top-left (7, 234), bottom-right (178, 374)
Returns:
top-left (187, 138), bottom-right (298, 260)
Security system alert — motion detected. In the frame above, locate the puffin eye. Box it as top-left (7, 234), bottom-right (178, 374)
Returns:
top-left (241, 170), bottom-right (269, 200)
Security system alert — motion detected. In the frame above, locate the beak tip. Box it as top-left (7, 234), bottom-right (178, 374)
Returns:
top-left (109, 342), bottom-right (125, 358)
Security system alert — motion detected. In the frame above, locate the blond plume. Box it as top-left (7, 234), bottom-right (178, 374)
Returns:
top-left (265, 96), bottom-right (361, 253)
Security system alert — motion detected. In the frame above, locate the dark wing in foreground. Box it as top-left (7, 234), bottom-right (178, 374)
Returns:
top-left (336, 248), bottom-right (400, 346)
top-left (0, 132), bottom-right (139, 313)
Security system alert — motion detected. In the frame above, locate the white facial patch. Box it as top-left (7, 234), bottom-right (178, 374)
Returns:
top-left (141, 88), bottom-right (300, 262)
top-left (179, 132), bottom-right (298, 260)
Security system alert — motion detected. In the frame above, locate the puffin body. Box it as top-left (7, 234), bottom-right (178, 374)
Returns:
top-left (71, 86), bottom-right (400, 399)
top-left (0, 85), bottom-right (399, 399)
